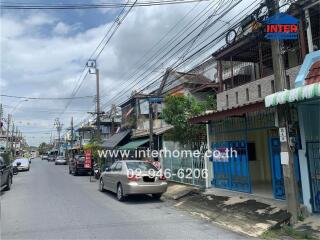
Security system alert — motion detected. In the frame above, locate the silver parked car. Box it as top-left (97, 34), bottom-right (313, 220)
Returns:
top-left (12, 158), bottom-right (30, 171)
top-left (99, 160), bottom-right (167, 201)
top-left (55, 156), bottom-right (67, 165)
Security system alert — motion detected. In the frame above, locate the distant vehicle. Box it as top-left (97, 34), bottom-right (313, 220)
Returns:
top-left (55, 156), bottom-right (67, 165)
top-left (13, 158), bottom-right (30, 171)
top-left (48, 155), bottom-right (56, 162)
top-left (69, 155), bottom-right (91, 176)
top-left (99, 160), bottom-right (167, 201)
top-left (0, 156), bottom-right (13, 191)
top-left (42, 155), bottom-right (48, 160)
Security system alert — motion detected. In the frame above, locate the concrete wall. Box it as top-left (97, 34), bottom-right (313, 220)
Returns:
top-left (217, 66), bottom-right (301, 111)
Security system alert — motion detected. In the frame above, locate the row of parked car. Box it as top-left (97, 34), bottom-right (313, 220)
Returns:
top-left (41, 154), bottom-right (67, 165)
top-left (41, 153), bottom-right (168, 201)
top-left (0, 156), bottom-right (32, 192)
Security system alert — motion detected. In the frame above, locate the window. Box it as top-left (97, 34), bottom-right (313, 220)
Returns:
top-left (226, 94), bottom-right (229, 107)
top-left (126, 162), bottom-right (158, 171)
top-left (246, 88), bottom-right (249, 101)
top-left (248, 142), bottom-right (256, 161)
top-left (258, 84), bottom-right (262, 98)
top-left (271, 80), bottom-right (275, 93)
top-left (115, 162), bottom-right (122, 171)
top-left (110, 162), bottom-right (117, 171)
top-left (235, 92), bottom-right (239, 104)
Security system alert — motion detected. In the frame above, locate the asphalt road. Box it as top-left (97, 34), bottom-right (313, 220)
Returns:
top-left (1, 158), bottom-right (250, 239)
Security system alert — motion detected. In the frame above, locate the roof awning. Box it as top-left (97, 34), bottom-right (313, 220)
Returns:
top-left (118, 138), bottom-right (149, 150)
top-left (189, 101), bottom-right (265, 124)
top-left (101, 130), bottom-right (130, 149)
top-left (265, 82), bottom-right (320, 107)
top-left (131, 126), bottom-right (173, 138)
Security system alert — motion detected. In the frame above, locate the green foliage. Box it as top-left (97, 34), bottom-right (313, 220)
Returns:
top-left (161, 94), bottom-right (206, 146)
top-left (38, 142), bottom-right (49, 154)
top-left (204, 95), bottom-right (217, 111)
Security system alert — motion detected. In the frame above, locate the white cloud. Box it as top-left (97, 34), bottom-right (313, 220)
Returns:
top-left (1, 1), bottom-right (257, 146)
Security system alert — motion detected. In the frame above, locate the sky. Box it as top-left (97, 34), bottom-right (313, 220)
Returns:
top-left (0, 0), bottom-right (260, 146)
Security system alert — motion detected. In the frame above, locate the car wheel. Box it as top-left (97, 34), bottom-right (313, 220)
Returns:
top-left (4, 175), bottom-right (12, 191)
top-left (152, 193), bottom-right (162, 200)
top-left (99, 179), bottom-right (105, 192)
top-left (117, 183), bottom-right (125, 201)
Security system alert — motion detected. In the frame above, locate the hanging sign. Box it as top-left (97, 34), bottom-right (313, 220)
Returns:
top-left (84, 149), bottom-right (92, 169)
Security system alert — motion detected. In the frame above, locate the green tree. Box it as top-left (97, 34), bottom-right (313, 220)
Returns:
top-left (161, 95), bottom-right (207, 147)
top-left (38, 142), bottom-right (49, 154)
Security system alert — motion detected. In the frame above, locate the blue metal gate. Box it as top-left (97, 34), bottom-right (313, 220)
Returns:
top-left (211, 141), bottom-right (251, 193)
top-left (269, 138), bottom-right (302, 200)
top-left (269, 138), bottom-right (285, 199)
top-left (307, 142), bottom-right (320, 213)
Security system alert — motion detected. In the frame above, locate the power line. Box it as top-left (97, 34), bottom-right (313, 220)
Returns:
top-left (99, 0), bottom-right (230, 108)
top-left (101, 0), bottom-right (239, 108)
top-left (98, 0), bottom-right (214, 100)
top-left (0, 94), bottom-right (95, 100)
top-left (104, 0), bottom-right (264, 110)
top-left (57, 0), bottom-right (137, 119)
top-left (0, 0), bottom-right (210, 9)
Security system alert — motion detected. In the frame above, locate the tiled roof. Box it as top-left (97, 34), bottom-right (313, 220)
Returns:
top-left (305, 60), bottom-right (320, 85)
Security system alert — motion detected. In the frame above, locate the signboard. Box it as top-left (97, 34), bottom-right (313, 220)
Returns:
top-left (264, 13), bottom-right (299, 40)
top-left (148, 97), bottom-right (163, 103)
top-left (84, 149), bottom-right (92, 169)
top-left (279, 127), bottom-right (287, 143)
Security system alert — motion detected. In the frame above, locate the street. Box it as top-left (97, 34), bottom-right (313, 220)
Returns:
top-left (1, 158), bottom-right (250, 240)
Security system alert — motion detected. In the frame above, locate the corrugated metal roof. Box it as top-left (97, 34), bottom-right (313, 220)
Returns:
top-left (117, 138), bottom-right (149, 150)
top-left (101, 130), bottom-right (130, 149)
top-left (189, 101), bottom-right (264, 124)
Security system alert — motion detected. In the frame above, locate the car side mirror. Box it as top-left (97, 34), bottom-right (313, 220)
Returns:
top-left (17, 162), bottom-right (21, 166)
top-left (105, 167), bottom-right (110, 172)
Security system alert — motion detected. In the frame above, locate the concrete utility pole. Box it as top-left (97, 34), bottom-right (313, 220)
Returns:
top-left (11, 122), bottom-right (15, 156)
top-left (71, 116), bottom-right (74, 148)
top-left (96, 68), bottom-right (101, 140)
top-left (6, 114), bottom-right (11, 149)
top-left (149, 102), bottom-right (154, 152)
top-left (54, 118), bottom-right (63, 155)
top-left (87, 59), bottom-right (101, 141)
top-left (267, 0), bottom-right (300, 223)
top-left (0, 104), bottom-right (3, 130)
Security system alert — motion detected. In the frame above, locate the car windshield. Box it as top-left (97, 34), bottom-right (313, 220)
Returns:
top-left (126, 162), bottom-right (158, 171)
top-left (57, 156), bottom-right (64, 160)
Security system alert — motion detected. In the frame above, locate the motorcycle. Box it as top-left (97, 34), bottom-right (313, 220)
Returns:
top-left (93, 163), bottom-right (101, 180)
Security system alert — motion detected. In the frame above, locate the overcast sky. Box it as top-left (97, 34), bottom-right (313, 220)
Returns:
top-left (0, 0), bottom-right (260, 146)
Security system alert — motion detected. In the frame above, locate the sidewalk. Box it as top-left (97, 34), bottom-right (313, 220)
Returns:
top-left (163, 183), bottom-right (291, 238)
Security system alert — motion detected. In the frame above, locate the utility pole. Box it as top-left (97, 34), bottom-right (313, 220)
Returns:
top-left (0, 104), bottom-right (3, 132)
top-left (96, 68), bottom-right (101, 141)
top-left (149, 101), bottom-right (154, 153)
top-left (267, 0), bottom-right (300, 223)
top-left (87, 59), bottom-right (101, 141)
top-left (71, 116), bottom-right (74, 148)
top-left (11, 122), bottom-right (15, 156)
top-left (54, 118), bottom-right (63, 155)
top-left (6, 114), bottom-right (11, 149)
